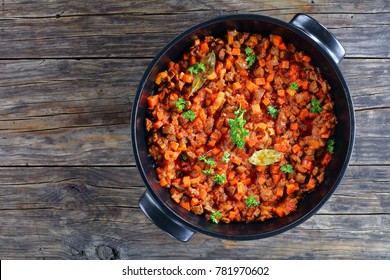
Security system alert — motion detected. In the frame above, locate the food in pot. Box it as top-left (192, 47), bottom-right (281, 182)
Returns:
top-left (145, 30), bottom-right (336, 224)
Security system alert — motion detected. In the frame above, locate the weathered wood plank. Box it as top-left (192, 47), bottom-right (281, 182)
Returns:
top-left (1, 208), bottom-right (389, 259)
top-left (0, 12), bottom-right (388, 58)
top-left (0, 165), bottom-right (388, 259)
top-left (1, 0), bottom-right (389, 18)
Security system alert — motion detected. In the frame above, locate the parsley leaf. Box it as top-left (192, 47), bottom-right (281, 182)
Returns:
top-left (280, 164), bottom-right (294, 174)
top-left (172, 98), bottom-right (186, 111)
top-left (202, 168), bottom-right (214, 175)
top-left (210, 210), bottom-right (222, 224)
top-left (246, 195), bottom-right (260, 207)
top-left (310, 98), bottom-right (322, 113)
top-left (228, 108), bottom-right (249, 149)
top-left (267, 105), bottom-right (278, 118)
top-left (188, 63), bottom-right (206, 74)
top-left (214, 173), bottom-right (227, 185)
top-left (290, 82), bottom-right (299, 91)
top-left (222, 151), bottom-right (230, 163)
top-left (198, 155), bottom-right (216, 166)
top-left (182, 110), bottom-right (196, 121)
top-left (245, 46), bottom-right (256, 67)
top-left (327, 139), bottom-right (335, 154)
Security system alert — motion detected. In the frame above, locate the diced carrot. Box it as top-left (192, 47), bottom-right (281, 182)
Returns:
top-left (259, 58), bottom-right (266, 67)
top-left (232, 81), bottom-right (242, 91)
top-left (180, 201), bottom-right (191, 211)
top-left (301, 159), bottom-right (313, 171)
top-left (299, 108), bottom-right (309, 120)
top-left (272, 35), bottom-right (283, 46)
top-left (286, 88), bottom-right (296, 96)
top-left (236, 182), bottom-right (246, 196)
top-left (230, 178), bottom-right (238, 186)
top-left (228, 211), bottom-right (237, 220)
top-left (147, 95), bottom-right (159, 109)
top-left (239, 69), bottom-right (247, 77)
top-left (262, 97), bottom-right (270, 106)
top-left (286, 183), bottom-right (299, 194)
top-left (274, 206), bottom-right (285, 217)
top-left (272, 174), bottom-right (281, 184)
top-left (300, 80), bottom-right (309, 90)
top-left (246, 80), bottom-right (259, 93)
top-left (274, 142), bottom-right (289, 153)
top-left (275, 187), bottom-right (284, 198)
top-left (263, 82), bottom-right (273, 91)
top-left (270, 164), bottom-right (280, 174)
top-left (159, 177), bottom-right (168, 187)
top-left (254, 77), bottom-right (266, 85)
top-left (225, 56), bottom-right (232, 69)
top-left (200, 42), bottom-right (209, 53)
top-left (266, 71), bottom-right (275, 82)
top-left (231, 154), bottom-right (242, 165)
top-left (155, 71), bottom-right (168, 85)
top-left (302, 55), bottom-right (311, 62)
top-left (292, 144), bottom-right (301, 154)
top-left (321, 152), bottom-right (332, 166)
top-left (153, 121), bottom-right (164, 129)
top-left (190, 197), bottom-right (199, 206)
top-left (277, 97), bottom-right (285, 105)
top-left (182, 73), bottom-right (193, 83)
top-left (290, 122), bottom-right (299, 131)
top-left (198, 188), bottom-right (207, 200)
top-left (251, 103), bottom-right (261, 115)
top-left (278, 42), bottom-right (287, 50)
top-left (183, 176), bottom-right (191, 188)
top-left (169, 141), bottom-right (179, 151)
top-left (189, 56), bottom-right (197, 66)
top-left (306, 178), bottom-right (317, 190)
top-left (277, 89), bottom-right (286, 97)
top-left (281, 60), bottom-right (289, 69)
top-left (227, 33), bottom-right (234, 45)
top-left (232, 47), bottom-right (241, 56)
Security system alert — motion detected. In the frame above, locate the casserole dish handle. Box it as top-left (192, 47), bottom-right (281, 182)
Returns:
top-left (290, 13), bottom-right (345, 64)
top-left (139, 190), bottom-right (195, 242)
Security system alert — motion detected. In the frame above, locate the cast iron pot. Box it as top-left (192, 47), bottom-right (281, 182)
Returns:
top-left (131, 14), bottom-right (355, 242)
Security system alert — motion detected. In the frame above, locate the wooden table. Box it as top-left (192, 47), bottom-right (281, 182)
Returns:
top-left (0, 0), bottom-right (389, 260)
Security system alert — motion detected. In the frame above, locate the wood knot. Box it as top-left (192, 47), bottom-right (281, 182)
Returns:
top-left (96, 245), bottom-right (119, 260)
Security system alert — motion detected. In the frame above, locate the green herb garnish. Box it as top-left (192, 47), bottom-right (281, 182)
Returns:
top-left (246, 195), bottom-right (260, 207)
top-left (245, 46), bottom-right (256, 68)
top-left (182, 110), bottom-right (196, 121)
top-left (202, 168), bottom-right (214, 175)
top-left (173, 98), bottom-right (186, 111)
top-left (198, 155), bottom-right (216, 166)
top-left (290, 82), bottom-right (299, 91)
top-left (214, 173), bottom-right (227, 185)
top-left (180, 153), bottom-right (188, 161)
top-left (267, 105), bottom-right (278, 118)
top-left (188, 63), bottom-right (206, 74)
top-left (228, 108), bottom-right (249, 149)
top-left (310, 98), bottom-right (322, 113)
top-left (210, 210), bottom-right (222, 224)
top-left (222, 151), bottom-right (230, 163)
top-left (280, 164), bottom-right (294, 174)
top-left (327, 139), bottom-right (335, 154)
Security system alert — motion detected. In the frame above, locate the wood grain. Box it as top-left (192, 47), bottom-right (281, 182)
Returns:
top-left (0, 166), bottom-right (388, 259)
top-left (0, 0), bottom-right (389, 260)
top-left (0, 1), bottom-right (389, 58)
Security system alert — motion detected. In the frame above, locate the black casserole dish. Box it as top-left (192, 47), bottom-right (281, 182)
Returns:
top-left (131, 14), bottom-right (355, 241)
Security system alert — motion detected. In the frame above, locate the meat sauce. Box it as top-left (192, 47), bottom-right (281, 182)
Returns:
top-left (146, 30), bottom-right (336, 223)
